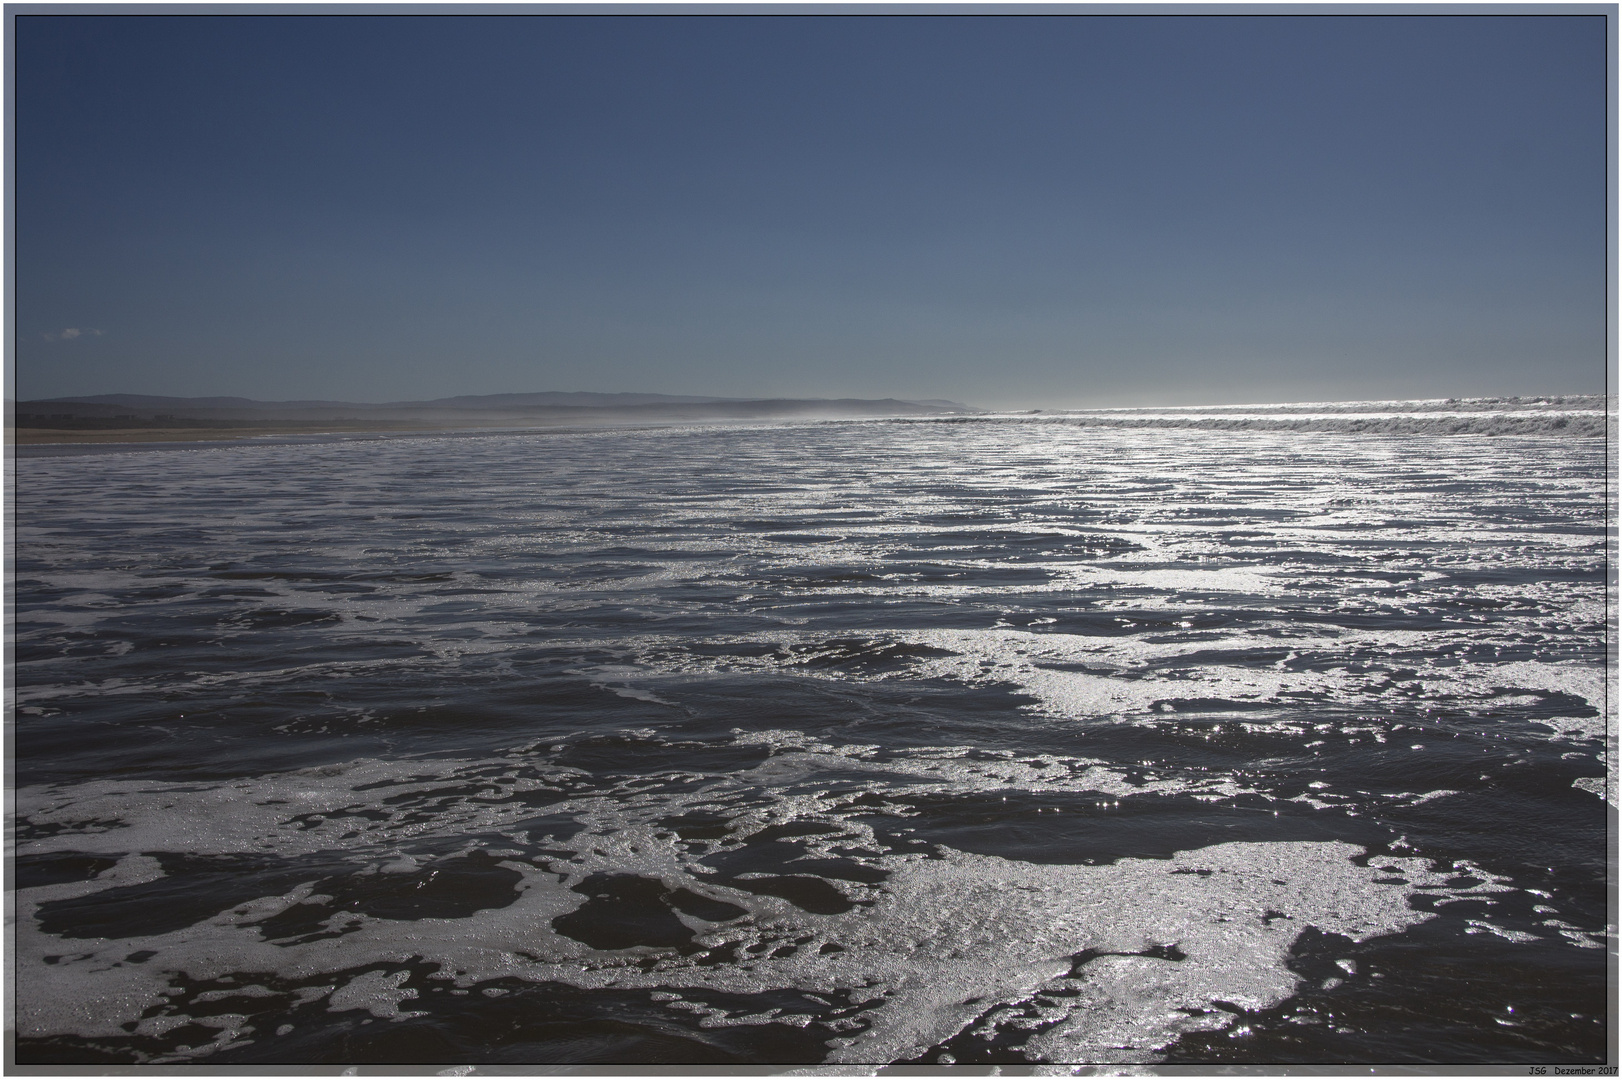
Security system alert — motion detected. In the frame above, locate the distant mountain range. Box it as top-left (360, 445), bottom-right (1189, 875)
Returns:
top-left (14, 391), bottom-right (977, 431)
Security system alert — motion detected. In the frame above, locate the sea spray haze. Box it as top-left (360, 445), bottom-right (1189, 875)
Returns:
top-left (11, 400), bottom-right (1612, 1065)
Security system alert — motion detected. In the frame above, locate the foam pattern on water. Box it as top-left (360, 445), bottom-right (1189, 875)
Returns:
top-left (13, 414), bottom-right (1610, 1064)
top-left (13, 737), bottom-right (1517, 1064)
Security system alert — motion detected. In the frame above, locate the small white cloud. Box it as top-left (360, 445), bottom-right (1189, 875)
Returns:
top-left (44, 327), bottom-right (103, 342)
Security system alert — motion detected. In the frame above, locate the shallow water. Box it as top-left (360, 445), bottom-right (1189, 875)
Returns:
top-left (11, 413), bottom-right (1613, 1066)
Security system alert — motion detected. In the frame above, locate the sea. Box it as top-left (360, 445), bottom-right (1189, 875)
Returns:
top-left (10, 397), bottom-right (1615, 1069)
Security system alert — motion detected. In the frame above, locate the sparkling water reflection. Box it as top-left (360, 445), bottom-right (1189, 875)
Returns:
top-left (12, 415), bottom-right (1611, 1065)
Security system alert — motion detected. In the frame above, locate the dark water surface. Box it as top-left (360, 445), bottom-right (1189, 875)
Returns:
top-left (11, 415), bottom-right (1613, 1067)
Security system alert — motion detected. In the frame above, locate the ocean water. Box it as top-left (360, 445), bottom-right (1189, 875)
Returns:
top-left (11, 403), bottom-right (1614, 1067)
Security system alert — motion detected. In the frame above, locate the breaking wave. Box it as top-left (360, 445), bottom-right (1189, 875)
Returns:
top-left (957, 396), bottom-right (1612, 437)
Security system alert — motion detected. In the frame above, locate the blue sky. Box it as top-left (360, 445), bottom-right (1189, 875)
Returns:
top-left (14, 13), bottom-right (1610, 408)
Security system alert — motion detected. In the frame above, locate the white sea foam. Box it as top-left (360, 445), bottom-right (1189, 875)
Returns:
top-left (607, 626), bottom-right (1609, 740)
top-left (15, 741), bottom-right (1537, 1063)
top-left (968, 398), bottom-right (1610, 437)
top-left (13, 410), bottom-right (1607, 1062)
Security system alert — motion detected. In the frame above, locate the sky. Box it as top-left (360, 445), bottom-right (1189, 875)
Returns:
top-left (13, 12), bottom-right (1611, 409)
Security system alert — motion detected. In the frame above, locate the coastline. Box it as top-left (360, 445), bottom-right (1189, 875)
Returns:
top-left (11, 397), bottom-right (1609, 445)
top-left (10, 421), bottom-right (480, 444)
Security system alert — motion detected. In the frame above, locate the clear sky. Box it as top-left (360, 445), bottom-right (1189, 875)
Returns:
top-left (13, 12), bottom-right (1610, 409)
